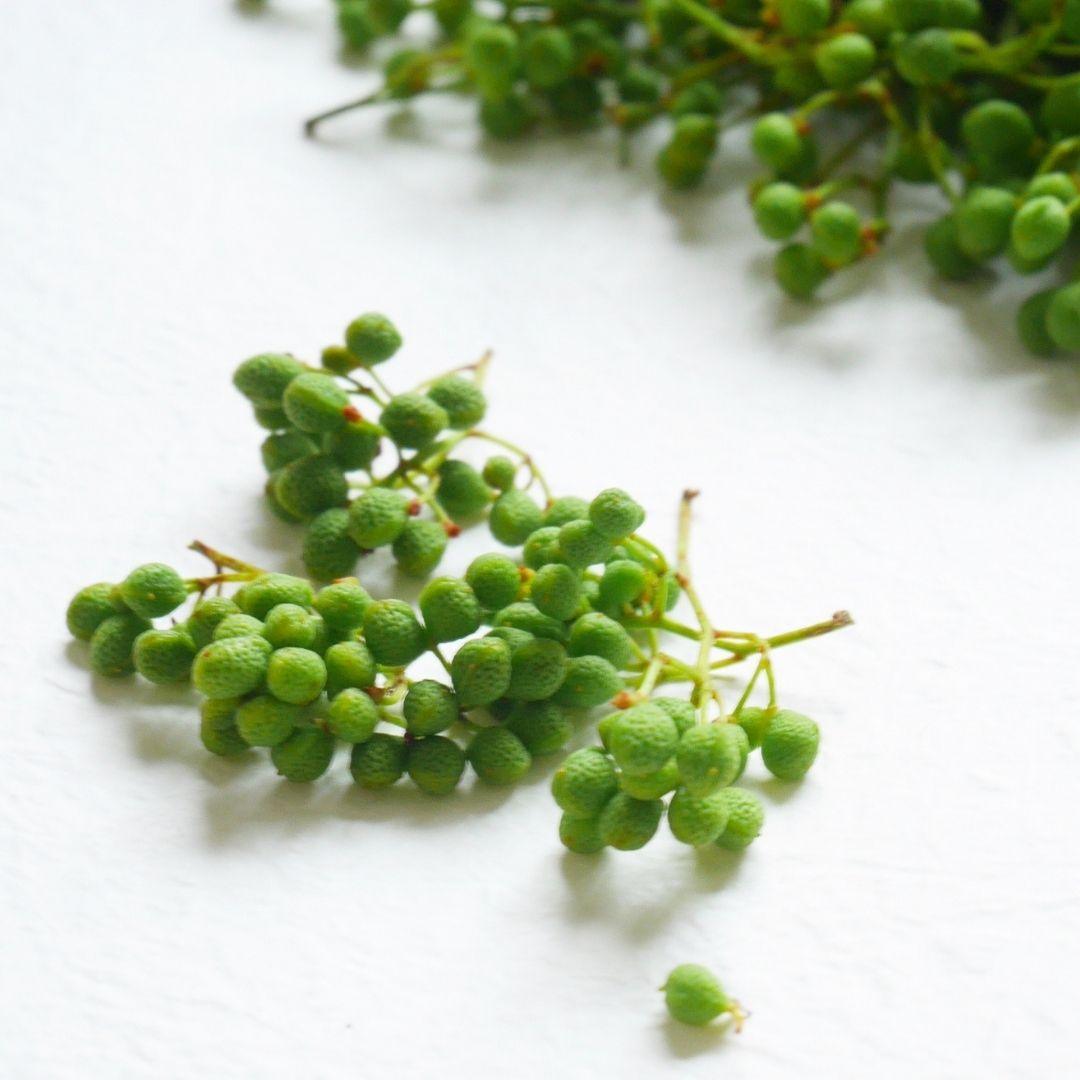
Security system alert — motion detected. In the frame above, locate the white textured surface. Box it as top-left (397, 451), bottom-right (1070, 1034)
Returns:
top-left (3, 2), bottom-right (1080, 1077)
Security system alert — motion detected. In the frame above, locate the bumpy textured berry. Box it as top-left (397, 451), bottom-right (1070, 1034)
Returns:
top-left (344, 313), bottom-right (402, 365)
top-left (465, 552), bottom-right (521, 610)
top-left (263, 603), bottom-right (321, 649)
top-left (530, 563), bottom-right (581, 621)
top-left (436, 459), bottom-right (491, 521)
top-left (760, 709), bottom-right (819, 780)
top-left (66, 583), bottom-right (122, 641)
top-left (233, 353), bottom-right (305, 407)
top-left (407, 736), bottom-right (467, 795)
top-left (133, 627), bottom-right (196, 684)
top-left (314, 579), bottom-right (372, 634)
top-left (403, 679), bottom-right (460, 736)
top-left (261, 430), bottom-right (318, 473)
top-left (363, 599), bottom-right (427, 666)
top-left (597, 792), bottom-right (663, 850)
top-left (505, 700), bottom-right (572, 755)
top-left (89, 612), bottom-right (151, 676)
top-left (542, 496), bottom-right (590, 528)
top-left (426, 375), bottom-right (486, 428)
top-left (493, 601), bottom-right (568, 642)
top-left (619, 758), bottom-right (680, 799)
top-left (558, 519), bottom-right (613, 568)
top-left (450, 636), bottom-right (512, 708)
top-left (734, 706), bottom-right (772, 749)
top-left (350, 732), bottom-right (408, 787)
top-left (481, 455), bottom-right (516, 491)
top-left (652, 697), bottom-right (697, 735)
top-left (380, 393), bottom-right (448, 449)
top-left (419, 577), bottom-right (481, 643)
top-left (559, 812), bottom-right (606, 854)
top-left (120, 563), bottom-right (188, 619)
top-left (274, 454), bottom-right (349, 520)
top-left (193, 634), bottom-right (272, 698)
top-left (522, 526), bottom-right (564, 570)
top-left (568, 612), bottom-right (633, 669)
top-left (467, 726), bottom-right (532, 785)
top-left (326, 686), bottom-right (380, 742)
top-left (489, 489), bottom-right (544, 546)
top-left (663, 965), bottom-right (730, 1027)
top-left (282, 372), bottom-right (349, 434)
top-left (507, 637), bottom-right (568, 701)
top-left (323, 419), bottom-right (382, 472)
top-left (236, 574), bottom-right (315, 620)
top-left (266, 647), bottom-right (327, 705)
top-left (271, 725), bottom-right (336, 782)
top-left (676, 722), bottom-right (745, 796)
top-left (589, 488), bottom-right (645, 539)
top-left (347, 488), bottom-right (409, 549)
top-left (552, 654), bottom-right (621, 709)
top-left (551, 747), bottom-right (618, 816)
top-left (714, 787), bottom-right (765, 850)
top-left (236, 694), bottom-right (301, 747)
top-left (391, 518), bottom-right (448, 577)
top-left (608, 703), bottom-right (680, 777)
top-left (213, 613), bottom-right (265, 641)
top-left (668, 788), bottom-right (730, 846)
top-left (199, 698), bottom-right (249, 757)
top-left (486, 626), bottom-right (532, 652)
top-left (185, 596), bottom-right (241, 649)
top-left (598, 559), bottom-right (647, 609)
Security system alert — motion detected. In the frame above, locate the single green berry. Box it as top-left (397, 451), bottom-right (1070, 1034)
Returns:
top-left (271, 725), bottom-right (336, 782)
top-left (89, 612), bottom-right (151, 677)
top-left (436, 459), bottom-right (491, 522)
top-left (651, 697), bottom-right (697, 735)
top-left (324, 640), bottom-right (378, 696)
top-left (588, 488), bottom-right (645, 539)
top-left (558, 519), bottom-right (613, 569)
top-left (380, 393), bottom-right (448, 450)
top-left (266, 647), bottom-right (327, 705)
top-left (810, 201), bottom-right (863, 265)
top-left (676, 722), bottom-right (745, 796)
top-left (542, 496), bottom-right (590, 528)
top-left (714, 787), bottom-right (765, 850)
top-left (254, 404), bottom-right (289, 430)
top-left (597, 792), bottom-right (663, 850)
top-left (1047, 283), bottom-right (1080, 352)
top-left (347, 488), bottom-right (409, 549)
top-left (662, 964), bottom-right (731, 1027)
top-left (619, 758), bottom-right (680, 799)
top-left (752, 182), bottom-right (806, 241)
top-left (668, 788), bottom-right (730, 846)
top-left (185, 596), bottom-right (241, 649)
top-left (321, 344), bottom-right (361, 375)
top-left (467, 726), bottom-right (532, 785)
top-left (426, 375), bottom-right (487, 428)
top-left (282, 372), bottom-right (350, 435)
top-left (403, 679), bottom-right (460, 736)
top-left (450, 635), bottom-right (512, 707)
top-left (669, 80), bottom-right (724, 118)
top-left (751, 113), bottom-right (803, 172)
top-left (1041, 81), bottom-right (1080, 137)
top-left (323, 420), bottom-right (382, 471)
top-left (326, 686), bottom-right (380, 742)
top-left (924, 215), bottom-right (979, 280)
top-left (66, 582), bottom-right (123, 642)
top-left (481, 455), bottom-right (516, 491)
top-left (408, 736), bottom-right (467, 795)
top-left (552, 654), bottom-right (621, 709)
top-left (236, 574), bottom-right (314, 621)
top-left (530, 563), bottom-right (581, 621)
top-left (774, 242), bottom-right (830, 299)
top-left (133, 627), bottom-right (196, 684)
top-left (350, 732), bottom-right (407, 788)
top-left (505, 700), bottom-right (572, 755)
top-left (493, 601), bottom-right (568, 642)
top-left (233, 353), bottom-right (305, 407)
top-left (263, 603), bottom-right (320, 650)
top-left (551, 747), bottom-right (618, 816)
top-left (489, 489), bottom-right (544, 546)
top-left (212, 613), bottom-right (266, 641)
top-left (523, 26), bottom-right (574, 89)
top-left (314, 579), bottom-right (372, 634)
top-left (273, 454), bottom-right (349, 520)
top-left (567, 612), bottom-right (633, 669)
top-left (344, 313), bottom-right (402, 365)
top-left (467, 23), bottom-right (519, 101)
top-left (955, 187), bottom-right (1017, 260)
top-left (734, 706), bottom-right (772, 749)
top-left (522, 526), bottom-right (564, 570)
top-left (1017, 290), bottom-right (1059, 358)
top-left (961, 99), bottom-right (1035, 163)
top-left (608, 703), bottom-right (680, 777)
top-left (895, 29), bottom-right (959, 86)
top-left (1010, 196), bottom-right (1071, 262)
top-left (559, 812), bottom-right (606, 854)
top-left (465, 552), bottom-right (521, 610)
top-left (760, 709), bottom-right (820, 780)
top-left (392, 518), bottom-right (448, 578)
top-left (337, 0), bottom-right (376, 49)
top-left (363, 599), bottom-right (427, 667)
top-left (418, 577), bottom-right (481, 644)
top-left (507, 637), bottom-right (569, 701)
top-left (120, 563), bottom-right (188, 619)
top-left (261, 430), bottom-right (319, 474)
top-left (192, 634), bottom-right (272, 699)
top-left (199, 698), bottom-right (249, 757)
top-left (598, 559), bottom-right (647, 610)
top-left (813, 33), bottom-right (876, 89)
top-left (236, 694), bottom-right (301, 747)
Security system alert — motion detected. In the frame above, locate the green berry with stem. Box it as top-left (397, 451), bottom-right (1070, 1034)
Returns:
top-left (314, 579), bottom-right (372, 634)
top-left (344, 313), bottom-right (402, 365)
top-left (467, 726), bottom-right (532, 785)
top-left (552, 654), bottom-right (621, 709)
top-left (436, 459), bottom-right (491, 521)
top-left (558, 812), bottom-right (606, 854)
top-left (408, 736), bottom-right (467, 795)
top-left (450, 635), bottom-right (512, 707)
top-left (597, 791), bottom-right (663, 850)
top-left (760, 709), bottom-right (820, 780)
top-left (323, 420), bottom-right (382, 471)
top-left (481, 455), bottom-right (516, 491)
top-left (282, 372), bottom-right (350, 435)
top-left (186, 596), bottom-right (241, 649)
top-left (714, 787), bottom-right (765, 850)
top-left (324, 640), bottom-right (378, 695)
top-left (120, 563), bottom-right (188, 619)
top-left (505, 699), bottom-right (572, 755)
top-left (598, 559), bottom-right (647, 609)
top-left (955, 187), bottom-right (1017, 260)
top-left (133, 627), bottom-right (196, 684)
top-left (676, 722), bottom-right (744, 796)
top-left (465, 552), bottom-right (521, 610)
top-left (551, 747), bottom-right (618, 816)
top-left (363, 599), bottom-right (427, 666)
top-left (350, 732), bottom-right (407, 788)
top-left (752, 182), bottom-right (807, 241)
top-left (192, 634), bottom-right (272, 699)
top-left (810, 202), bottom-right (863, 265)
top-left (589, 488), bottom-right (645, 540)
top-left (391, 518), bottom-right (448, 578)
top-left (326, 686), bottom-right (380, 742)
top-left (530, 563), bottom-right (581, 621)
top-left (236, 694), bottom-right (301, 747)
top-left (380, 393), bottom-right (449, 449)
top-left (419, 577), bottom-right (481, 643)
top-left (266, 647), bottom-right (327, 705)
top-left (813, 33), bottom-right (876, 89)
top-left (273, 454), bottom-right (349, 519)
top-left (233, 353), bottom-right (305, 407)
top-left (506, 637), bottom-right (569, 701)
top-left (567, 612), bottom-right (633, 669)
top-left (961, 99), bottom-right (1035, 164)
top-left (668, 788), bottom-right (730, 846)
top-left (734, 705), bottom-right (772, 749)
top-left (200, 699), bottom-right (249, 757)
top-left (607, 702), bottom-right (680, 776)
top-left (403, 679), bottom-right (460, 736)
top-left (662, 965), bottom-right (732, 1027)
top-left (272, 725), bottom-right (336, 782)
top-left (751, 113), bottom-right (803, 172)
top-left (489, 489), bottom-right (544, 546)
top-left (89, 612), bottom-right (151, 677)
top-left (426, 375), bottom-right (487, 428)
top-left (66, 582), bottom-right (123, 642)
top-left (347, 488), bottom-right (408, 549)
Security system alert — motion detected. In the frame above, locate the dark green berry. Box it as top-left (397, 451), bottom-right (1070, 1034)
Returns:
top-left (363, 599), bottom-right (427, 666)
top-left (403, 679), bottom-right (460, 736)
top-left (467, 726), bottom-right (532, 785)
top-left (344, 313), bottom-right (402, 365)
top-left (350, 732), bottom-right (407, 788)
top-left (271, 725), bottom-right (336, 782)
top-left (120, 563), bottom-right (188, 619)
top-left (408, 736), bottom-right (467, 795)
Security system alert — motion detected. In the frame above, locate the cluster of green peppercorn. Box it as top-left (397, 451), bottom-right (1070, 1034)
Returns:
top-left (284, 0), bottom-right (1080, 355)
top-left (66, 310), bottom-right (850, 1028)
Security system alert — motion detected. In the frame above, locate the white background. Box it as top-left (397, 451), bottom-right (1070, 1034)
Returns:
top-left (3, 2), bottom-right (1080, 1077)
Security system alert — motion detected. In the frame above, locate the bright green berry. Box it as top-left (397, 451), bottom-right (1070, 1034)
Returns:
top-left (236, 694), bottom-right (301, 747)
top-left (956, 186), bottom-right (1017, 259)
top-left (186, 596), bottom-right (241, 649)
top-left (133, 627), bottom-right (196, 684)
top-left (260, 430), bottom-right (319, 473)
top-left (89, 612), bottom-right (151, 676)
top-left (656, 115), bottom-right (718, 189)
top-left (961, 99), bottom-right (1035, 164)
top-left (344, 313), bottom-right (402, 365)
top-left (323, 420), bottom-right (382, 471)
top-left (391, 518), bottom-right (448, 577)
top-left (776, 0), bottom-right (829, 33)
top-left (233, 353), bottom-right (305, 407)
top-left (662, 965), bottom-right (731, 1026)
top-left (523, 26), bottom-right (574, 88)
top-left (558, 519), bottom-right (613, 569)
top-left (774, 243), bottom-right (830, 299)
top-left (652, 697), bottom-right (697, 735)
top-left (266, 647), bottom-right (327, 705)
top-left (522, 526), bottom-right (564, 570)
top-left (362, 599), bottom-right (427, 666)
top-left (271, 725), bottom-right (336, 782)
top-left (325, 640), bottom-right (378, 695)
top-left (760, 709), bottom-right (819, 780)
top-left (450, 636), bottom-right (512, 707)
top-left (597, 792), bottom-right (663, 850)
top-left (408, 736), bottom-right (467, 795)
top-left (380, 393), bottom-right (448, 450)
top-left (66, 582), bottom-right (123, 641)
top-left (192, 634), bottom-right (272, 698)
top-left (486, 626), bottom-right (533, 652)
top-left (588, 488), bottom-right (645, 539)
top-left (810, 201), bottom-right (863, 265)
top-left (505, 700), bottom-right (572, 755)
top-left (426, 375), bottom-right (487, 428)
top-left (212, 613), bottom-right (265, 641)
top-left (1011, 196), bottom-right (1071, 262)
top-left (481, 455), bottom-right (516, 491)
top-left (273, 454), bottom-right (349, 519)
top-left (558, 812), bottom-right (606, 854)
top-left (120, 563), bottom-right (188, 619)
top-left (507, 637), bottom-right (569, 701)
top-left (1048, 283), bottom-right (1080, 352)
top-left (322, 344), bottom-right (359, 374)
top-left (676, 722), bottom-right (744, 796)
top-left (347, 488), bottom-right (408, 549)
top-left (350, 732), bottom-right (407, 787)
top-left (418, 577), bottom-right (481, 643)
top-left (597, 560), bottom-right (647, 610)
top-left (326, 686), bottom-right (380, 742)
top-left (467, 23), bottom-right (519, 101)
top-left (313, 579), bottom-right (372, 634)
top-left (619, 758), bottom-right (680, 799)
top-left (751, 113), bottom-right (803, 172)
top-left (714, 787), bottom-right (765, 850)
top-left (542, 496), bottom-right (590, 527)
top-left (403, 679), bottom-right (460, 736)
top-left (752, 182), bottom-right (806, 241)
top-left (668, 788), bottom-right (730, 846)
top-left (199, 698), bottom-right (249, 757)
top-left (1025, 172), bottom-right (1077, 203)
top-left (567, 612), bottom-right (633, 669)
top-left (551, 747), bottom-right (618, 816)
top-left (236, 574), bottom-right (314, 620)
top-left (530, 563), bottom-right (581, 621)
top-left (813, 33), bottom-right (876, 89)
top-left (465, 552), bottom-right (521, 610)
top-left (552, 655), bottom-right (621, 709)
top-left (467, 726), bottom-right (532, 785)
top-left (493, 601), bottom-right (568, 642)
top-left (608, 702), bottom-right (680, 776)
top-left (734, 705), bottom-right (772, 749)
top-left (436, 460), bottom-right (491, 521)
top-left (261, 603), bottom-right (318, 650)
top-left (282, 372), bottom-right (349, 435)
top-left (489, 489), bottom-right (544, 546)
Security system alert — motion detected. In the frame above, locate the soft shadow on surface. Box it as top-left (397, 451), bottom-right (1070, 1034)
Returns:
top-left (661, 1016), bottom-right (737, 1059)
